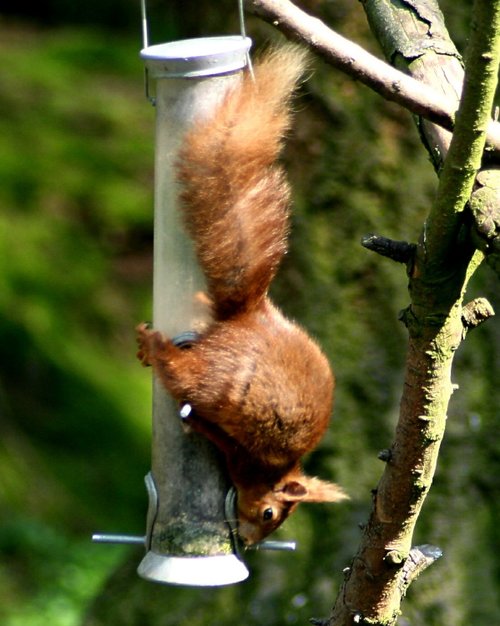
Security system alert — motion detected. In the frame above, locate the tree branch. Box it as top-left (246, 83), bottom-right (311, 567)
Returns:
top-left (327, 1), bottom-right (500, 624)
top-left (397, 544), bottom-right (443, 597)
top-left (245, 0), bottom-right (500, 156)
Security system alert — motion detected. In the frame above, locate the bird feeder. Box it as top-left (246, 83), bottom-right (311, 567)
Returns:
top-left (138, 35), bottom-right (254, 586)
top-left (92, 12), bottom-right (296, 585)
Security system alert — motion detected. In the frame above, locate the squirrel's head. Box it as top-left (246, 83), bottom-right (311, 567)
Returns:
top-left (236, 474), bottom-right (348, 545)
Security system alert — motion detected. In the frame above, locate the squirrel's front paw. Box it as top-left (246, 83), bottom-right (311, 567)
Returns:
top-left (136, 322), bottom-right (168, 367)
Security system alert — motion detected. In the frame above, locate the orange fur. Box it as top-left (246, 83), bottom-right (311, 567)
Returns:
top-left (137, 45), bottom-right (347, 545)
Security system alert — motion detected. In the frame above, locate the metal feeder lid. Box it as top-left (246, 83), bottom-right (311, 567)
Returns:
top-left (140, 35), bottom-right (252, 79)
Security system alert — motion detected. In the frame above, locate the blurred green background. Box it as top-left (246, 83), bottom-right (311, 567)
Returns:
top-left (0, 1), bottom-right (499, 625)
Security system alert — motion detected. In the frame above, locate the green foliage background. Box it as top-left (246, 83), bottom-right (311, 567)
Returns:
top-left (0, 2), bottom-right (499, 625)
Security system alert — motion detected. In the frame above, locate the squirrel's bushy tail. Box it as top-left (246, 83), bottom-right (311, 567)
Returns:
top-left (176, 45), bottom-right (308, 319)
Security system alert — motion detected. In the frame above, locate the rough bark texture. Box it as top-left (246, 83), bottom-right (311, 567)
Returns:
top-left (470, 170), bottom-right (500, 279)
top-left (362, 0), bottom-right (463, 170)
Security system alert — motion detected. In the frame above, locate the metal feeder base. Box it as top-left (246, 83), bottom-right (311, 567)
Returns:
top-left (137, 550), bottom-right (249, 586)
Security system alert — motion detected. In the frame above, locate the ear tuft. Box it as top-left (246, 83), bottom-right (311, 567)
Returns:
top-left (301, 477), bottom-right (350, 503)
top-left (281, 481), bottom-right (308, 498)
top-left (277, 476), bottom-right (349, 503)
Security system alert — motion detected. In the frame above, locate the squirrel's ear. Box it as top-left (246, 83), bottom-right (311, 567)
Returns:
top-left (280, 477), bottom-right (349, 503)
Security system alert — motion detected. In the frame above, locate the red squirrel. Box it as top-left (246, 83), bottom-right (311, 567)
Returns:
top-left (136, 45), bottom-right (347, 545)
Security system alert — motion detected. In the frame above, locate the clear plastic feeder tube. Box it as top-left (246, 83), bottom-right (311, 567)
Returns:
top-left (138, 36), bottom-right (252, 587)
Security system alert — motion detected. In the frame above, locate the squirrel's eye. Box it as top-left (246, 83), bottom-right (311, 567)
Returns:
top-left (262, 508), bottom-right (274, 522)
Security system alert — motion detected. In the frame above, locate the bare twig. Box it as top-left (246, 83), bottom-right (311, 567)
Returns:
top-left (361, 234), bottom-right (416, 265)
